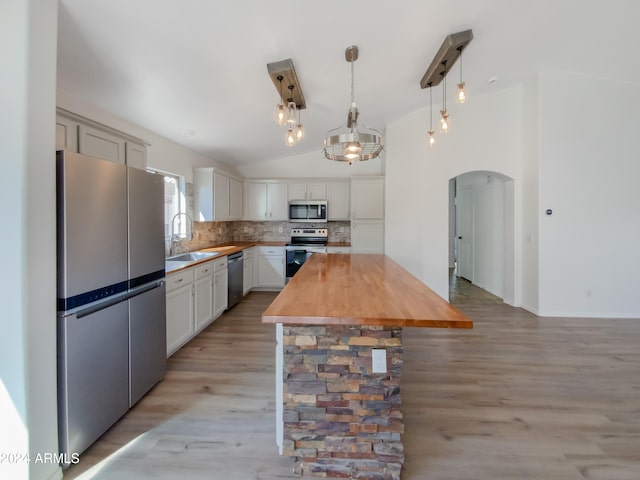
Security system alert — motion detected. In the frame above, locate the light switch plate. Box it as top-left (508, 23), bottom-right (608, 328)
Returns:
top-left (372, 349), bottom-right (387, 373)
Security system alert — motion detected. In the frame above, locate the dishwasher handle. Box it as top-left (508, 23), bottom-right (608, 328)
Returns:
top-left (227, 252), bottom-right (243, 265)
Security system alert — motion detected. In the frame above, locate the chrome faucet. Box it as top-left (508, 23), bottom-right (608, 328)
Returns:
top-left (170, 212), bottom-right (193, 256)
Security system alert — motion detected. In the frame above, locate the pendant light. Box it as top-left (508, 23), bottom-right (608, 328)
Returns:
top-left (286, 85), bottom-right (297, 125)
top-left (427, 82), bottom-right (435, 146)
top-left (324, 45), bottom-right (383, 164)
top-left (456, 46), bottom-right (467, 104)
top-left (286, 126), bottom-right (296, 146)
top-left (275, 76), bottom-right (286, 126)
top-left (295, 108), bottom-right (304, 141)
top-left (439, 60), bottom-right (449, 133)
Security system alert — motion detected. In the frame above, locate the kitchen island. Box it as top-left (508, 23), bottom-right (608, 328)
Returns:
top-left (262, 254), bottom-right (472, 479)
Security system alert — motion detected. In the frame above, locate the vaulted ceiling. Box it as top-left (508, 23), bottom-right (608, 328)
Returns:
top-left (57, 0), bottom-right (640, 167)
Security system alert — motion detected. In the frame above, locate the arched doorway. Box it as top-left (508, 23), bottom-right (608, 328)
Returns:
top-left (449, 171), bottom-right (515, 305)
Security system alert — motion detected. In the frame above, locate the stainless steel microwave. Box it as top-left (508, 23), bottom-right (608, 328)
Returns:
top-left (288, 200), bottom-right (327, 223)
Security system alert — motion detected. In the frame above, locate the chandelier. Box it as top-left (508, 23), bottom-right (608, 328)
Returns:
top-left (323, 45), bottom-right (383, 165)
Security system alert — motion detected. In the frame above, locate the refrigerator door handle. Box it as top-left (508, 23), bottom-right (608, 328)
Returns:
top-left (127, 280), bottom-right (165, 300)
top-left (72, 294), bottom-right (128, 319)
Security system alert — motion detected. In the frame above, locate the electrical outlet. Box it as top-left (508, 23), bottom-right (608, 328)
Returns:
top-left (372, 349), bottom-right (387, 373)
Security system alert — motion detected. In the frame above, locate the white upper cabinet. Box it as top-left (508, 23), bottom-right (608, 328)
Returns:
top-left (288, 181), bottom-right (327, 201)
top-left (350, 177), bottom-right (384, 219)
top-left (229, 177), bottom-right (243, 220)
top-left (194, 168), bottom-right (242, 221)
top-left (125, 141), bottom-right (147, 170)
top-left (56, 115), bottom-right (78, 152)
top-left (78, 124), bottom-right (126, 164)
top-left (56, 110), bottom-right (147, 169)
top-left (327, 181), bottom-right (350, 220)
top-left (213, 172), bottom-right (230, 220)
top-left (244, 181), bottom-right (288, 220)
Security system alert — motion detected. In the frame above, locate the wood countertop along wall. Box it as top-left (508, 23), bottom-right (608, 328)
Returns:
top-left (262, 254), bottom-right (472, 329)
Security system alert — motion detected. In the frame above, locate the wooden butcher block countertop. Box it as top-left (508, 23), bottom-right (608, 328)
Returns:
top-left (262, 253), bottom-right (473, 329)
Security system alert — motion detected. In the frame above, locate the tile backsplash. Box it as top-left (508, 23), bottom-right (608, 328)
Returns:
top-left (171, 220), bottom-right (350, 254)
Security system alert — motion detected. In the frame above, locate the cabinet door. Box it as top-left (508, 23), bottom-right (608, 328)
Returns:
top-left (194, 168), bottom-right (214, 221)
top-left (166, 284), bottom-right (193, 356)
top-left (214, 173), bottom-right (230, 220)
top-left (78, 124), bottom-right (126, 164)
top-left (351, 220), bottom-right (384, 254)
top-left (268, 183), bottom-right (289, 220)
top-left (351, 178), bottom-right (384, 219)
top-left (194, 275), bottom-right (214, 331)
top-left (308, 182), bottom-right (327, 200)
top-left (56, 115), bottom-right (78, 151)
top-left (327, 181), bottom-right (350, 220)
top-left (244, 182), bottom-right (268, 220)
top-left (257, 254), bottom-right (285, 288)
top-left (125, 141), bottom-right (147, 170)
top-left (229, 178), bottom-right (243, 220)
top-left (243, 249), bottom-right (253, 295)
top-left (288, 182), bottom-right (307, 201)
top-left (213, 269), bottom-right (228, 317)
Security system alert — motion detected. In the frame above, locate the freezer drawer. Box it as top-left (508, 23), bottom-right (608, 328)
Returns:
top-left (129, 282), bottom-right (167, 406)
top-left (58, 300), bottom-right (129, 461)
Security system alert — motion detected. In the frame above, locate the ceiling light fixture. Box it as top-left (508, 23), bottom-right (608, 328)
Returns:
top-left (420, 30), bottom-right (473, 142)
top-left (267, 58), bottom-right (306, 147)
top-left (324, 45), bottom-right (383, 165)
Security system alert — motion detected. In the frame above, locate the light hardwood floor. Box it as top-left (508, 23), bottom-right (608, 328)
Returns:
top-left (63, 283), bottom-right (640, 479)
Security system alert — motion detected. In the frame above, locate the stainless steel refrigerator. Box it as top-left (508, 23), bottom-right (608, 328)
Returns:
top-left (56, 150), bottom-right (166, 462)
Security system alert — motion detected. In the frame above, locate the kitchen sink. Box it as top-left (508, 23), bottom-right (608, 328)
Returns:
top-left (166, 251), bottom-right (219, 262)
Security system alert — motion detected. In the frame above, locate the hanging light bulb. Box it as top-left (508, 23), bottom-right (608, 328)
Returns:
top-left (286, 126), bottom-right (296, 146)
top-left (295, 108), bottom-right (304, 141)
top-left (440, 60), bottom-right (449, 133)
top-left (275, 76), bottom-right (286, 126)
top-left (456, 46), bottom-right (467, 104)
top-left (427, 82), bottom-right (435, 147)
top-left (285, 85), bottom-right (297, 124)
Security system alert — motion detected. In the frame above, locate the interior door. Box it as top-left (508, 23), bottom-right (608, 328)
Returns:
top-left (456, 187), bottom-right (474, 281)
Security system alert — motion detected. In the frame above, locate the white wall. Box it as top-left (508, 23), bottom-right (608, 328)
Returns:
top-left (57, 89), bottom-right (239, 182)
top-left (235, 149), bottom-right (384, 179)
top-left (386, 86), bottom-right (522, 300)
top-left (1, 2), bottom-right (61, 480)
top-left (537, 72), bottom-right (640, 317)
top-left (520, 76), bottom-right (540, 313)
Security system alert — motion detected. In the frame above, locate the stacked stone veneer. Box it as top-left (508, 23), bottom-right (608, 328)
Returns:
top-left (282, 325), bottom-right (404, 479)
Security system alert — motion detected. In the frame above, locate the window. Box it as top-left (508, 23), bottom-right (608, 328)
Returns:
top-left (147, 169), bottom-right (186, 252)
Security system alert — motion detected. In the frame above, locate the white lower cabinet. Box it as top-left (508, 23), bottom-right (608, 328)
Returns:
top-left (243, 247), bottom-right (254, 295)
top-left (255, 246), bottom-right (285, 289)
top-left (166, 269), bottom-right (195, 356)
top-left (166, 256), bottom-right (228, 357)
top-left (194, 261), bottom-right (214, 332)
top-left (213, 257), bottom-right (228, 318)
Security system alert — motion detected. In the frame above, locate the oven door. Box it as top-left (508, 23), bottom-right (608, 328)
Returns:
top-left (286, 249), bottom-right (312, 281)
top-left (285, 246), bottom-right (326, 282)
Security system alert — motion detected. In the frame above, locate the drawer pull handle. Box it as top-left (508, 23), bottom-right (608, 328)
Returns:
top-left (175, 278), bottom-right (183, 284)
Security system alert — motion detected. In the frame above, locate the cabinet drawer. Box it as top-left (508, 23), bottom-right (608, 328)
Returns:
top-left (194, 260), bottom-right (214, 279)
top-left (243, 247), bottom-right (253, 260)
top-left (257, 246), bottom-right (284, 256)
top-left (166, 269), bottom-right (194, 293)
top-left (213, 256), bottom-right (228, 272)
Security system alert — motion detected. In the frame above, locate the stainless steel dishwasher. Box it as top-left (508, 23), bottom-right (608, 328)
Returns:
top-left (227, 251), bottom-right (243, 309)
